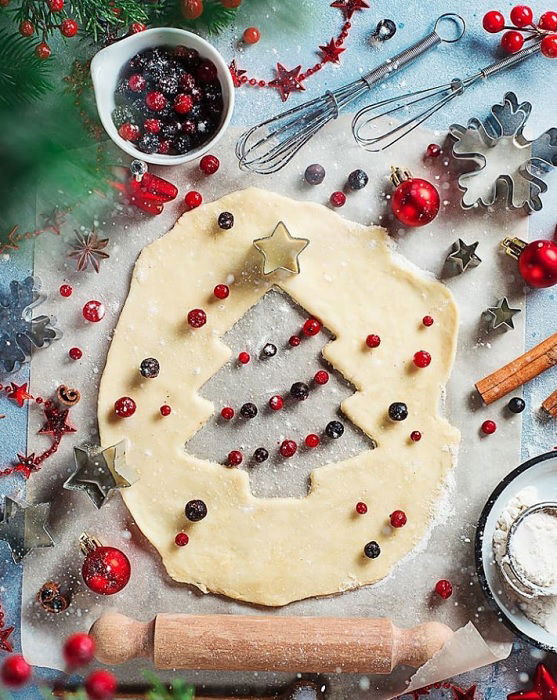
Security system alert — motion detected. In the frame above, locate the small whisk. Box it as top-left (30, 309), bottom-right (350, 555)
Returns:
top-left (352, 42), bottom-right (542, 152)
top-left (236, 14), bottom-right (465, 175)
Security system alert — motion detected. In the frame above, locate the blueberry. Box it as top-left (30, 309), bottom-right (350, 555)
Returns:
top-left (347, 169), bottom-right (369, 191)
top-left (140, 357), bottom-right (160, 379)
top-left (185, 499), bottom-right (207, 522)
top-left (172, 135), bottom-right (192, 154)
top-left (325, 420), bottom-right (344, 439)
top-left (364, 541), bottom-right (381, 559)
top-left (290, 382), bottom-right (310, 401)
top-left (157, 74), bottom-right (180, 96)
top-left (304, 163), bottom-right (326, 185)
top-left (388, 402), bottom-right (408, 421)
top-left (218, 212), bottom-right (234, 229)
top-left (240, 402), bottom-right (258, 419)
top-left (253, 448), bottom-right (269, 463)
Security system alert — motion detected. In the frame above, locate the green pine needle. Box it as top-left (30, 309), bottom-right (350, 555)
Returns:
top-left (0, 30), bottom-right (52, 107)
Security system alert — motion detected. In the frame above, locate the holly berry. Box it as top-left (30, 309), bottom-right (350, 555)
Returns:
top-left (69, 347), bottom-right (83, 360)
top-left (238, 351), bottom-right (250, 364)
top-left (35, 42), bottom-right (51, 59)
top-left (160, 404), bottom-right (171, 416)
top-left (48, 0), bottom-right (64, 10)
top-left (19, 20), bottom-right (34, 36)
top-left (175, 532), bottom-right (189, 546)
top-left (510, 5), bottom-right (533, 27)
top-left (59, 284), bottom-right (72, 297)
top-left (187, 308), bottom-right (207, 328)
top-left (118, 122), bottom-right (140, 141)
top-left (314, 370), bottom-right (329, 385)
top-left (130, 22), bottom-right (147, 33)
top-left (330, 191), bottom-right (346, 207)
top-left (364, 541), bottom-right (381, 559)
top-left (182, 0), bottom-right (203, 19)
top-left (422, 315), bottom-right (434, 327)
top-left (390, 510), bottom-right (407, 528)
top-left (228, 450), bottom-right (243, 466)
top-left (435, 579), bottom-right (453, 599)
top-left (289, 335), bottom-right (301, 347)
top-left (366, 334), bottom-right (381, 348)
top-left (1, 656), bottom-right (32, 688)
top-left (60, 18), bottom-right (79, 36)
top-left (356, 502), bottom-right (367, 515)
top-left (413, 350), bottom-right (431, 368)
top-left (303, 318), bottom-right (321, 336)
top-left (305, 434), bottom-right (320, 448)
top-left (539, 11), bottom-right (557, 31)
top-left (83, 300), bottom-right (105, 322)
top-left (483, 10), bottom-right (505, 33)
top-left (200, 154), bottom-right (220, 174)
top-left (426, 143), bottom-right (441, 158)
top-left (481, 419), bottom-right (497, 435)
top-left (410, 430), bottom-right (422, 442)
top-left (501, 30), bottom-right (524, 53)
top-left (269, 395), bottom-right (284, 411)
top-left (114, 396), bottom-right (136, 418)
top-left (185, 499), bottom-right (207, 521)
top-left (174, 93), bottom-right (194, 114)
top-left (128, 74), bottom-right (146, 92)
top-left (214, 284), bottom-right (229, 299)
top-left (85, 670), bottom-right (118, 700)
top-left (145, 91), bottom-right (167, 111)
top-left (63, 633), bottom-right (95, 668)
top-left (221, 406), bottom-right (234, 420)
top-left (541, 34), bottom-right (557, 58)
top-left (280, 440), bottom-right (297, 458)
top-left (243, 26), bottom-right (261, 44)
top-left (184, 191), bottom-right (202, 209)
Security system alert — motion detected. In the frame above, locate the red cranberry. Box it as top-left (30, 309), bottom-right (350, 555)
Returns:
top-left (303, 318), bottom-right (321, 336)
top-left (85, 670), bottom-right (117, 700)
top-left (280, 440), bottom-right (297, 458)
top-left (501, 30), bottom-right (525, 53)
top-left (305, 434), bottom-right (320, 448)
top-left (145, 91), bottom-right (167, 111)
top-left (422, 315), bottom-right (434, 327)
top-left (128, 74), bottom-right (146, 92)
top-left (1, 656), bottom-right (32, 688)
top-left (63, 633), bottom-right (95, 667)
top-left (314, 370), bottom-right (329, 385)
top-left (269, 395), bottom-right (284, 411)
top-left (69, 347), bottom-right (82, 360)
top-left (289, 335), bottom-right (301, 347)
top-left (19, 20), bottom-right (34, 36)
top-left (187, 308), bottom-right (207, 328)
top-left (366, 334), bottom-right (381, 348)
top-left (48, 0), bottom-right (63, 10)
top-left (182, 119), bottom-right (196, 134)
top-left (539, 11), bottom-right (557, 31)
top-left (114, 396), bottom-right (136, 418)
top-left (160, 404), bottom-right (171, 416)
top-left (144, 118), bottom-right (161, 133)
top-left (180, 72), bottom-right (196, 90)
top-left (184, 191), bottom-right (202, 210)
top-left (410, 431), bottom-right (422, 442)
top-left (435, 579), bottom-right (453, 599)
top-left (390, 510), bottom-right (407, 528)
top-left (238, 351), bottom-right (250, 364)
top-left (227, 450), bottom-right (243, 466)
top-left (213, 284), bottom-right (229, 299)
top-left (481, 420), bottom-right (497, 435)
top-left (35, 42), bottom-right (51, 59)
top-left (356, 501), bottom-right (368, 515)
top-left (60, 19), bottom-right (78, 37)
top-left (158, 140), bottom-right (171, 154)
top-left (221, 407), bottom-right (234, 420)
top-left (175, 532), bottom-right (189, 546)
top-left (59, 284), bottom-right (72, 297)
top-left (118, 123), bottom-right (139, 141)
top-left (197, 60), bottom-right (218, 82)
top-left (426, 143), bottom-right (441, 158)
top-left (413, 350), bottom-right (431, 368)
top-left (200, 155), bottom-right (220, 174)
top-left (541, 34), bottom-right (557, 58)
top-left (174, 93), bottom-right (193, 114)
top-left (82, 300), bottom-right (105, 322)
top-left (330, 191), bottom-right (346, 207)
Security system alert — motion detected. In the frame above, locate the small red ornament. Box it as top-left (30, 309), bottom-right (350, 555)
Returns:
top-left (426, 143), bottom-right (441, 158)
top-left (7, 382), bottom-right (33, 407)
top-left (213, 284), bottom-right (229, 299)
top-left (221, 406), bottom-right (234, 420)
top-left (238, 351), bottom-right (250, 364)
top-left (330, 191), bottom-right (346, 207)
top-left (510, 4), bottom-right (533, 27)
top-left (184, 191), bottom-right (202, 210)
top-left (305, 434), bottom-right (320, 448)
top-left (60, 18), bottom-right (79, 36)
top-left (114, 396), bottom-right (136, 418)
top-left (366, 334), bottom-right (381, 348)
top-left (85, 670), bottom-right (118, 700)
top-left (356, 501), bottom-right (368, 514)
top-left (508, 662), bottom-right (557, 700)
top-left (481, 419), bottom-right (497, 435)
top-left (82, 300), bottom-right (105, 322)
top-left (413, 350), bottom-right (431, 368)
top-left (48, 0), bottom-right (64, 10)
top-left (59, 284), bottom-right (72, 297)
top-left (483, 10), bottom-right (505, 32)
top-left (390, 168), bottom-right (440, 227)
top-left (19, 20), bottom-right (34, 36)
top-left (541, 34), bottom-right (557, 58)
top-left (303, 318), bottom-right (321, 336)
top-left (175, 532), bottom-right (189, 546)
top-left (200, 154), bottom-right (220, 174)
top-left (314, 370), bottom-right (329, 385)
top-left (160, 404), bottom-right (171, 416)
top-left (228, 450), bottom-right (243, 466)
top-left (1, 655), bottom-right (32, 688)
top-left (422, 315), bottom-right (434, 327)
top-left (410, 430), bottom-right (422, 442)
top-left (289, 335), bottom-right (301, 347)
top-left (69, 347), bottom-right (82, 360)
top-left (145, 91), bottom-right (166, 111)
top-left (243, 26), bottom-right (261, 44)
top-left (269, 395), bottom-right (284, 411)
top-left (280, 440), bottom-right (297, 458)
top-left (319, 37), bottom-right (345, 63)
top-left (539, 11), bottom-right (557, 31)
top-left (268, 63), bottom-right (305, 102)
top-left (174, 93), bottom-right (193, 114)
top-left (505, 239), bottom-right (557, 288)
top-left (81, 535), bottom-right (131, 595)
top-left (390, 510), bottom-right (407, 528)
top-left (63, 633), bottom-right (95, 667)
top-left (501, 30), bottom-right (525, 53)
top-left (187, 308), bottom-right (207, 328)
top-left (35, 42), bottom-right (51, 59)
top-left (434, 579), bottom-right (453, 599)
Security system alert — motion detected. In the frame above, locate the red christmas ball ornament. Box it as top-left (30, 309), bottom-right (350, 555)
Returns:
top-left (63, 633), bottom-right (95, 667)
top-left (483, 10), bottom-right (505, 33)
top-left (390, 168), bottom-right (439, 227)
top-left (510, 4), bottom-right (533, 28)
top-left (85, 670), bottom-right (118, 700)
top-left (1, 655), bottom-right (32, 688)
top-left (503, 237), bottom-right (557, 288)
top-left (81, 535), bottom-right (131, 595)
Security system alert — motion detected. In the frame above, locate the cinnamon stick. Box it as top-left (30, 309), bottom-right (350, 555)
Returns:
top-left (475, 332), bottom-right (557, 405)
top-left (542, 389), bottom-right (557, 418)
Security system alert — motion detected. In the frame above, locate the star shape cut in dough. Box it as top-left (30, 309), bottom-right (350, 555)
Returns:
top-left (486, 297), bottom-right (521, 330)
top-left (253, 222), bottom-right (309, 275)
top-left (0, 497), bottom-right (54, 563)
top-left (64, 441), bottom-right (136, 509)
top-left (446, 239), bottom-right (481, 273)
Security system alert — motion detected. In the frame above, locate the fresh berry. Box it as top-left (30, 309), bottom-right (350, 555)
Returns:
top-left (180, 72), bottom-right (196, 90)
top-left (481, 419), bottom-right (497, 435)
top-left (366, 334), bottom-right (381, 348)
top-left (356, 501), bottom-right (367, 515)
top-left (325, 420), bottom-right (344, 439)
top-left (138, 133), bottom-right (160, 154)
top-left (140, 357), bottom-right (160, 378)
top-left (35, 42), bottom-right (51, 59)
top-left (541, 34), bottom-right (557, 58)
top-left (69, 347), bottom-right (82, 360)
top-left (175, 532), bottom-right (189, 546)
top-left (508, 397), bottom-right (525, 414)
top-left (60, 17), bottom-right (79, 35)
top-left (305, 434), bottom-right (320, 448)
top-left (410, 430), bottom-right (422, 442)
top-left (144, 118), bottom-right (161, 133)
top-left (303, 318), bottom-right (321, 336)
top-left (187, 308), bottom-right (207, 328)
top-left (221, 406), bottom-right (234, 420)
top-left (364, 541), bottom-right (381, 559)
top-left (185, 191), bottom-right (202, 209)
top-left (218, 211), bottom-right (234, 229)
top-left (501, 30), bottom-right (524, 53)
top-left (160, 120), bottom-right (181, 139)
top-left (269, 395), bottom-right (284, 411)
top-left (290, 381), bottom-right (310, 400)
top-left (59, 284), bottom-right (72, 297)
top-left (160, 404), bottom-right (171, 416)
top-left (390, 510), bottom-right (407, 528)
top-left (261, 343), bottom-right (277, 359)
top-left (314, 370), bottom-right (329, 385)
top-left (174, 93), bottom-right (193, 114)
top-left (238, 351), bottom-right (250, 364)
top-left (388, 402), bottom-right (408, 421)
top-left (85, 670), bottom-right (117, 700)
top-left (200, 154), bottom-right (220, 174)
top-left (172, 135), bottom-right (192, 154)
top-left (413, 350), bottom-right (431, 368)
top-left (63, 633), bottom-right (95, 668)
top-left (182, 119), bottom-right (196, 134)
top-left (227, 450), bottom-right (243, 466)
top-left (82, 300), bottom-right (105, 322)
top-left (158, 140), bottom-right (171, 154)
top-left (253, 447), bottom-right (269, 463)
top-left (330, 191), bottom-right (346, 207)
top-left (1, 656), bottom-right (32, 688)
top-left (240, 402), bottom-right (257, 419)
top-left (483, 10), bottom-right (505, 32)
top-left (435, 579), bottom-right (453, 599)
top-left (49, 0), bottom-right (64, 9)
top-left (280, 440), bottom-right (297, 458)
top-left (145, 91), bottom-right (167, 111)
top-left (347, 169), bottom-right (369, 190)
top-left (130, 22), bottom-right (147, 33)
top-left (510, 4), bottom-right (533, 27)
top-left (304, 163), bottom-right (326, 185)
top-left (157, 73), bottom-right (180, 95)
top-left (114, 396), bottom-right (136, 418)
top-left (539, 11), bottom-right (557, 31)
top-left (243, 26), bottom-right (261, 44)
top-left (185, 499), bottom-right (207, 521)
top-left (118, 122), bottom-right (140, 141)
top-left (426, 143), bottom-right (441, 158)
top-left (289, 335), bottom-right (301, 347)
top-left (422, 315), bottom-right (434, 327)
top-left (19, 20), bottom-right (34, 36)
top-left (197, 59), bottom-right (218, 83)
top-left (128, 74), bottom-right (146, 92)
top-left (214, 284), bottom-right (229, 299)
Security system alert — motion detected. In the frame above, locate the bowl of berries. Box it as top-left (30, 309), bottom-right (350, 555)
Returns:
top-left (91, 27), bottom-right (234, 164)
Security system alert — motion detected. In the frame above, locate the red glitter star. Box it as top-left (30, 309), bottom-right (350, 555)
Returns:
top-left (229, 59), bottom-right (247, 87)
top-left (330, 0), bottom-right (369, 20)
top-left (268, 63), bottom-right (305, 102)
top-left (38, 404), bottom-right (76, 438)
top-left (15, 453), bottom-right (38, 479)
top-left (319, 37), bottom-right (346, 64)
top-left (508, 664), bottom-right (557, 700)
top-left (452, 686), bottom-right (476, 700)
top-left (7, 383), bottom-right (33, 407)
top-left (0, 626), bottom-right (14, 653)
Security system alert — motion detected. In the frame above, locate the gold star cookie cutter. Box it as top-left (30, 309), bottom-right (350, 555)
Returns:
top-left (253, 221), bottom-right (309, 275)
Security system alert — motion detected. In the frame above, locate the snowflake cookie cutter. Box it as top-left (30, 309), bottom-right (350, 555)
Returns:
top-left (0, 277), bottom-right (61, 375)
top-left (449, 92), bottom-right (557, 213)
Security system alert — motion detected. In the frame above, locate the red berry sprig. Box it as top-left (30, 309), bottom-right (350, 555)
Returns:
top-left (482, 5), bottom-right (557, 57)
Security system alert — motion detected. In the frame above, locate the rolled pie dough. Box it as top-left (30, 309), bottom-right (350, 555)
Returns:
top-left (98, 187), bottom-right (460, 606)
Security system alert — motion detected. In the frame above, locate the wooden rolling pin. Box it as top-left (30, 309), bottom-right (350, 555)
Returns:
top-left (90, 613), bottom-right (452, 674)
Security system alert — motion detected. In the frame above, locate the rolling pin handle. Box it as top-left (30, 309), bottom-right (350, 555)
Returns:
top-left (90, 613), bottom-right (154, 665)
top-left (393, 621), bottom-right (453, 669)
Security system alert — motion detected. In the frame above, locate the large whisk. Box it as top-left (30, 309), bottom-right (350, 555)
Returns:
top-left (352, 42), bottom-right (543, 152)
top-left (236, 13), bottom-right (466, 175)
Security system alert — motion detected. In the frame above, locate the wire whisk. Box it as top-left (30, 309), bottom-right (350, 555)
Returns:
top-left (236, 14), bottom-right (465, 175)
top-left (352, 42), bottom-right (543, 152)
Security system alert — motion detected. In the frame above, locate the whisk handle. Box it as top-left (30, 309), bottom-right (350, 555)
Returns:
top-left (480, 42), bottom-right (541, 78)
top-left (362, 32), bottom-right (441, 88)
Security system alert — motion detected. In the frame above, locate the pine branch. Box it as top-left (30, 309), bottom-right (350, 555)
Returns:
top-left (0, 30), bottom-right (52, 106)
top-left (147, 0), bottom-right (235, 34)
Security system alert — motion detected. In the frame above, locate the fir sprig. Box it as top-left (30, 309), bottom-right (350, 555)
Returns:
top-left (146, 0), bottom-right (235, 34)
top-left (144, 671), bottom-right (195, 700)
top-left (0, 30), bottom-right (51, 106)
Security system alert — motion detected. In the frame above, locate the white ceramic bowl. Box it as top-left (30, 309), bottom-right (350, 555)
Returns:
top-left (90, 27), bottom-right (234, 166)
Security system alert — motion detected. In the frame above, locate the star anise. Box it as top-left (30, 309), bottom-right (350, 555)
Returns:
top-left (68, 229), bottom-right (110, 273)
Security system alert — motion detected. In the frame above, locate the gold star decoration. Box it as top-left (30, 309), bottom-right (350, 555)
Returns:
top-left (253, 222), bottom-right (309, 275)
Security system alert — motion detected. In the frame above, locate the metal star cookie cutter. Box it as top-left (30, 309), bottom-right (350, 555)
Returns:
top-left (253, 222), bottom-right (309, 275)
top-left (485, 297), bottom-right (520, 331)
top-left (450, 92), bottom-right (557, 213)
top-left (446, 239), bottom-right (481, 273)
top-left (0, 497), bottom-right (54, 563)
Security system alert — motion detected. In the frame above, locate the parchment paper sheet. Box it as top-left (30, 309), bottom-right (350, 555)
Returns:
top-left (20, 113), bottom-right (528, 697)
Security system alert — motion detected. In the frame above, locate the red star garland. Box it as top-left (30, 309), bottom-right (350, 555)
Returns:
top-left (229, 59), bottom-right (247, 87)
top-left (453, 686), bottom-right (477, 700)
top-left (508, 663), bottom-right (557, 700)
top-left (7, 382), bottom-right (33, 407)
top-left (14, 453), bottom-right (39, 479)
top-left (330, 0), bottom-right (369, 20)
top-left (0, 626), bottom-right (14, 653)
top-left (268, 63), bottom-right (306, 102)
top-left (319, 38), bottom-right (345, 64)
top-left (38, 403), bottom-right (76, 438)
